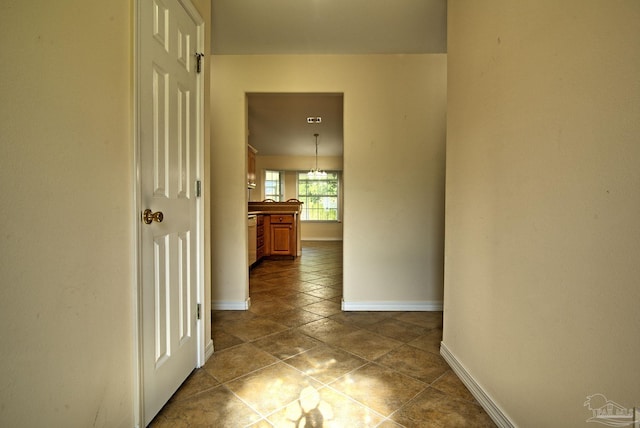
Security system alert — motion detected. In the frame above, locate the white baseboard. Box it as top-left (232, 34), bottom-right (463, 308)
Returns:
top-left (211, 298), bottom-right (250, 310)
top-left (204, 339), bottom-right (214, 360)
top-left (341, 299), bottom-right (443, 311)
top-left (440, 342), bottom-right (514, 428)
top-left (301, 238), bottom-right (343, 242)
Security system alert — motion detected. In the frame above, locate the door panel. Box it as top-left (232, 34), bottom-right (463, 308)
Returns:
top-left (139, 0), bottom-right (201, 424)
top-left (152, 63), bottom-right (169, 197)
top-left (271, 224), bottom-right (293, 255)
top-left (153, 233), bottom-right (170, 366)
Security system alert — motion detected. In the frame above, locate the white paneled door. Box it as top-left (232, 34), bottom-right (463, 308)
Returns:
top-left (137, 0), bottom-right (203, 424)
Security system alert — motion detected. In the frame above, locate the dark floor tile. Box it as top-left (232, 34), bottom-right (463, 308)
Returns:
top-left (263, 308), bottom-right (325, 328)
top-left (248, 289), bottom-right (281, 301)
top-left (296, 281), bottom-right (328, 292)
top-left (252, 329), bottom-right (321, 360)
top-left (305, 276), bottom-right (343, 287)
top-left (282, 279), bottom-right (325, 292)
top-left (211, 328), bottom-right (245, 351)
top-left (297, 265), bottom-right (325, 273)
top-left (365, 318), bottom-right (427, 343)
top-left (203, 343), bottom-right (278, 383)
top-left (256, 285), bottom-right (300, 299)
top-left (391, 387), bottom-right (496, 427)
top-left (168, 368), bottom-right (220, 403)
top-left (329, 329), bottom-right (403, 361)
top-left (331, 363), bottom-right (426, 417)
top-left (305, 287), bottom-right (343, 299)
top-left (150, 385), bottom-right (262, 427)
top-left (303, 299), bottom-right (342, 317)
top-left (393, 311), bottom-right (443, 330)
top-left (247, 278), bottom-right (280, 292)
top-left (431, 370), bottom-right (477, 403)
top-left (248, 298), bottom-right (295, 316)
top-left (313, 267), bottom-right (343, 277)
top-left (375, 345), bottom-right (449, 384)
top-left (288, 272), bottom-right (325, 282)
top-left (286, 292), bottom-right (325, 307)
top-left (296, 318), bottom-right (360, 343)
top-left (285, 344), bottom-right (367, 384)
top-left (211, 309), bottom-right (256, 323)
top-left (407, 328), bottom-right (443, 355)
top-left (221, 316), bottom-right (288, 342)
top-left (330, 311), bottom-right (393, 328)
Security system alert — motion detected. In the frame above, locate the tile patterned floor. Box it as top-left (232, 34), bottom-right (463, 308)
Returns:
top-left (150, 241), bottom-right (495, 427)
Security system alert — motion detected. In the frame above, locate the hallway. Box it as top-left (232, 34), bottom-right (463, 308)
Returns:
top-left (151, 241), bottom-right (494, 427)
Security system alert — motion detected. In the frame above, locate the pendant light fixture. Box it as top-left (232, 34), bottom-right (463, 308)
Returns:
top-left (308, 133), bottom-right (327, 179)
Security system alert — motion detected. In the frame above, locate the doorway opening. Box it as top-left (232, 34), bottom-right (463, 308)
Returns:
top-left (246, 93), bottom-right (344, 299)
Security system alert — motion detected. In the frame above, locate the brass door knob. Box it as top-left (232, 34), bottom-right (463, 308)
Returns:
top-left (142, 209), bottom-right (164, 224)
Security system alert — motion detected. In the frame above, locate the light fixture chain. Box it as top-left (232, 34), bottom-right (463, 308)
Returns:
top-left (308, 133), bottom-right (326, 179)
top-left (315, 133), bottom-right (319, 171)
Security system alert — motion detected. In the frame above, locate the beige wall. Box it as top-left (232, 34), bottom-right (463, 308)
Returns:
top-left (444, 1), bottom-right (640, 426)
top-left (211, 54), bottom-right (446, 309)
top-left (254, 155), bottom-right (344, 241)
top-left (0, 1), bottom-right (133, 426)
top-left (0, 1), bottom-right (212, 426)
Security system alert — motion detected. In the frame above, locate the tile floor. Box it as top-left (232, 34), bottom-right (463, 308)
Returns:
top-left (150, 241), bottom-right (495, 427)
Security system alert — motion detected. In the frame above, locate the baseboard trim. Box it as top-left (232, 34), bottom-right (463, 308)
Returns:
top-left (341, 299), bottom-right (443, 311)
top-left (301, 238), bottom-right (343, 242)
top-left (204, 339), bottom-right (214, 361)
top-left (440, 342), bottom-right (514, 428)
top-left (211, 298), bottom-right (250, 310)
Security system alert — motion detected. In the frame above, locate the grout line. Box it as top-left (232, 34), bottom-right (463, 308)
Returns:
top-left (221, 383), bottom-right (270, 420)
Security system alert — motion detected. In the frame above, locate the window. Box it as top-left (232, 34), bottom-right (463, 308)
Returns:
top-left (264, 170), bottom-right (284, 201)
top-left (297, 171), bottom-right (340, 221)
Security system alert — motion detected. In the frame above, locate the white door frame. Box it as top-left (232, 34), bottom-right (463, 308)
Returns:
top-left (132, 0), bottom-right (206, 425)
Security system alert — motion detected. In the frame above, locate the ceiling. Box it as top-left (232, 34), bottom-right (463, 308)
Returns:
top-left (211, 0), bottom-right (447, 55)
top-left (213, 0), bottom-right (447, 157)
top-left (248, 93), bottom-right (343, 157)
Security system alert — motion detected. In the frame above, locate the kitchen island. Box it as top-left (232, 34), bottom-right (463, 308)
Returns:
top-left (248, 200), bottom-right (303, 265)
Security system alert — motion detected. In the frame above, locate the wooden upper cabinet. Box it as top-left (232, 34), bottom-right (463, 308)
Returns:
top-left (247, 145), bottom-right (257, 189)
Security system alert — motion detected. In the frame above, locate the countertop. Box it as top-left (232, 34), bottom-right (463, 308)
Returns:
top-left (248, 210), bottom-right (299, 215)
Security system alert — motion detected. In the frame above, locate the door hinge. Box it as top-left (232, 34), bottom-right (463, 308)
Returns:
top-left (197, 303), bottom-right (201, 320)
top-left (195, 53), bottom-right (204, 74)
top-left (195, 180), bottom-right (201, 198)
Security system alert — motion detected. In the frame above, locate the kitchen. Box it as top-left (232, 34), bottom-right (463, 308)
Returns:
top-left (245, 93), bottom-right (344, 272)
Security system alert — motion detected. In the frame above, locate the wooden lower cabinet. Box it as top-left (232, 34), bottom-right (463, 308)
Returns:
top-left (249, 212), bottom-right (298, 267)
top-left (270, 224), bottom-right (293, 255)
top-left (270, 215), bottom-right (295, 256)
top-left (256, 215), bottom-right (265, 260)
